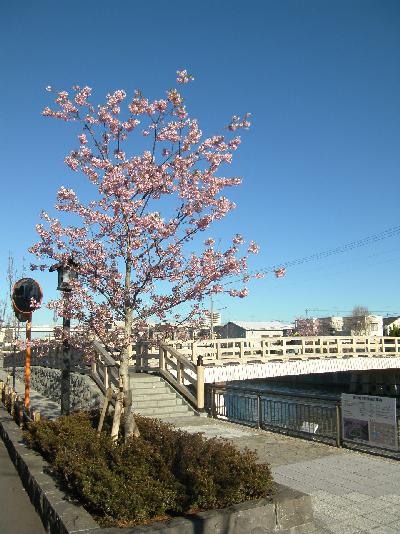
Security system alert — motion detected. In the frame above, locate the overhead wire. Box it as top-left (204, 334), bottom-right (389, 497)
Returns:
top-left (257, 224), bottom-right (400, 276)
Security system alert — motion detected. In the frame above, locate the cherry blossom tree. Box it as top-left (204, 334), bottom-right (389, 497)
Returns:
top-left (294, 317), bottom-right (322, 336)
top-left (30, 70), bottom-right (260, 439)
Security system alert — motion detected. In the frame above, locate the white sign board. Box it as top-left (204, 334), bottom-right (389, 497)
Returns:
top-left (341, 394), bottom-right (398, 450)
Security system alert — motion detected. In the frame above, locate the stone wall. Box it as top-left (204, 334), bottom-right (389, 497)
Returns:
top-left (12, 366), bottom-right (104, 412)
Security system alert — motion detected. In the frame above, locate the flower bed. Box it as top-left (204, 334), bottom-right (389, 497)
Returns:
top-left (24, 412), bottom-right (274, 527)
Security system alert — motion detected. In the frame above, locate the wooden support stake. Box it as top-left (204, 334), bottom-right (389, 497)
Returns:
top-left (97, 387), bottom-right (114, 434)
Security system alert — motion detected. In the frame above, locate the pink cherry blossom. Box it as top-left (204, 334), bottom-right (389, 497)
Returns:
top-left (176, 69), bottom-right (194, 84)
top-left (31, 70), bottom-right (262, 438)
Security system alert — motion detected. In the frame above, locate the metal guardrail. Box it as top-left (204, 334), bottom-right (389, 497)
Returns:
top-left (206, 385), bottom-right (400, 458)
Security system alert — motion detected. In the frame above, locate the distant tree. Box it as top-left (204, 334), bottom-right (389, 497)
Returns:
top-left (389, 325), bottom-right (400, 337)
top-left (352, 305), bottom-right (369, 317)
top-left (349, 305), bottom-right (370, 335)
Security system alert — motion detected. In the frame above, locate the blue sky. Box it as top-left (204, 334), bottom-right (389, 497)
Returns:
top-left (1, 0), bottom-right (399, 324)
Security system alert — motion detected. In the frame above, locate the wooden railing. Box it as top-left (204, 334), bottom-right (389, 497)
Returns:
top-left (91, 340), bottom-right (205, 411)
top-left (158, 343), bottom-right (205, 410)
top-left (133, 341), bottom-right (205, 410)
top-left (173, 336), bottom-right (400, 366)
top-left (90, 340), bottom-right (120, 394)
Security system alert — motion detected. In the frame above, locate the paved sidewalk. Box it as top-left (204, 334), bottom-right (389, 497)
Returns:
top-left (2, 368), bottom-right (400, 534)
top-left (164, 416), bottom-right (400, 534)
top-left (0, 438), bottom-right (46, 533)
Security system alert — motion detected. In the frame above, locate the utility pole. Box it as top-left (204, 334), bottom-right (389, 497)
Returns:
top-left (210, 296), bottom-right (214, 339)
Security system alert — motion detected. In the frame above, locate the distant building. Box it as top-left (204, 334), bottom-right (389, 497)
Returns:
top-left (315, 315), bottom-right (383, 336)
top-left (343, 315), bottom-right (383, 336)
top-left (317, 316), bottom-right (344, 335)
top-left (218, 320), bottom-right (294, 339)
top-left (294, 315), bottom-right (384, 337)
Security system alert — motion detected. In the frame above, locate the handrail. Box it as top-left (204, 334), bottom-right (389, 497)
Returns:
top-left (177, 336), bottom-right (400, 366)
top-left (91, 341), bottom-right (120, 394)
top-left (131, 341), bottom-right (205, 410)
top-left (92, 340), bottom-right (118, 366)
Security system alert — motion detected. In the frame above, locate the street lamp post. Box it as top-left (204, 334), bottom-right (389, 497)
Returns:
top-left (49, 259), bottom-right (77, 416)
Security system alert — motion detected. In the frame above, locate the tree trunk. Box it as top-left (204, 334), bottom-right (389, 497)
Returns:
top-left (124, 389), bottom-right (140, 439)
top-left (110, 256), bottom-right (140, 441)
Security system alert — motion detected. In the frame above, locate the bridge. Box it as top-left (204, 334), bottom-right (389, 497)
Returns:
top-left (4, 335), bottom-right (400, 413)
top-left (123, 335), bottom-right (400, 408)
top-left (176, 335), bottom-right (400, 383)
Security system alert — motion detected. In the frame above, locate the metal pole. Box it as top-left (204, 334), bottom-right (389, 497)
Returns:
top-left (336, 403), bottom-right (342, 448)
top-left (61, 294), bottom-right (71, 415)
top-left (257, 394), bottom-right (262, 428)
top-left (24, 313), bottom-right (32, 409)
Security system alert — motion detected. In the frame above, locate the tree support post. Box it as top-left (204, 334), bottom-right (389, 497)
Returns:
top-left (61, 294), bottom-right (71, 416)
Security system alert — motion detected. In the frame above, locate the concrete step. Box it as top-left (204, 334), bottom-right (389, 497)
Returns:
top-left (129, 373), bottom-right (161, 383)
top-left (133, 392), bottom-right (174, 401)
top-left (152, 412), bottom-right (198, 420)
top-left (128, 372), bottom-right (198, 419)
top-left (135, 404), bottom-right (192, 416)
top-left (130, 381), bottom-right (168, 390)
top-left (134, 398), bottom-right (183, 409)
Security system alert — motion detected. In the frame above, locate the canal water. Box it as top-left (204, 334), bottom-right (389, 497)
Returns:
top-left (228, 377), bottom-right (345, 401)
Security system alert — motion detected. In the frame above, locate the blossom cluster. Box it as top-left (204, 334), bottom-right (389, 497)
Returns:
top-left (31, 70), bottom-right (261, 351)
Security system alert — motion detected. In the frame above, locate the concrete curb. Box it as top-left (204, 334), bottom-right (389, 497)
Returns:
top-left (0, 404), bottom-right (315, 533)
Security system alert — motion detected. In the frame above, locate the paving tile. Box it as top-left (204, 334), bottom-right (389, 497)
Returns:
top-left (360, 507), bottom-right (400, 525)
top-left (345, 493), bottom-right (374, 503)
top-left (324, 521), bottom-right (366, 534)
top-left (345, 514), bottom-right (381, 531)
top-left (355, 499), bottom-right (397, 515)
top-left (369, 526), bottom-right (400, 534)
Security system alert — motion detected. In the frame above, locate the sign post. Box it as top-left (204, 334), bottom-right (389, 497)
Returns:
top-left (25, 313), bottom-right (32, 409)
top-left (11, 278), bottom-right (43, 410)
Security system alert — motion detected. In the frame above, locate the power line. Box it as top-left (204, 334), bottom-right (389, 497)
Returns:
top-left (259, 224), bottom-right (400, 275)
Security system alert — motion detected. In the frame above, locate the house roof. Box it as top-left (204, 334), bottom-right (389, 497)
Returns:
top-left (228, 320), bottom-right (294, 331)
top-left (383, 316), bottom-right (400, 326)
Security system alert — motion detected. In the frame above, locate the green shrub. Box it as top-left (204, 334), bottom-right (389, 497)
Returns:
top-left (24, 412), bottom-right (273, 526)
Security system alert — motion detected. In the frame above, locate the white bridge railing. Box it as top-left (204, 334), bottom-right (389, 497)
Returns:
top-left (172, 336), bottom-right (400, 366)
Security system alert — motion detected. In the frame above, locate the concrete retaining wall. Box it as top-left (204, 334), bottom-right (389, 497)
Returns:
top-left (9, 366), bottom-right (104, 412)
